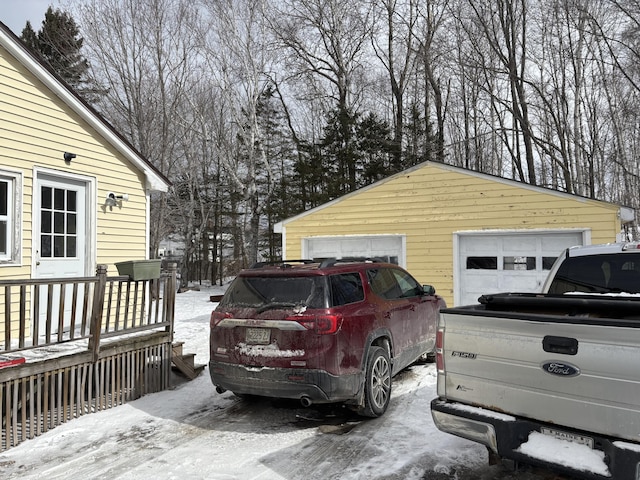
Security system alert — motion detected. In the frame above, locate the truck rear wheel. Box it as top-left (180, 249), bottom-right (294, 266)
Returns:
top-left (361, 346), bottom-right (391, 417)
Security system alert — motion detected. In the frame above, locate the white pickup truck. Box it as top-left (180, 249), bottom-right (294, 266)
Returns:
top-left (431, 242), bottom-right (640, 480)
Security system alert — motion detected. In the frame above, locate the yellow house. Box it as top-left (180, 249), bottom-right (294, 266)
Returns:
top-left (275, 161), bottom-right (635, 306)
top-left (0, 22), bottom-right (170, 283)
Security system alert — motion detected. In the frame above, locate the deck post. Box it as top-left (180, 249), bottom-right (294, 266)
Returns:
top-left (165, 263), bottom-right (177, 342)
top-left (88, 264), bottom-right (108, 362)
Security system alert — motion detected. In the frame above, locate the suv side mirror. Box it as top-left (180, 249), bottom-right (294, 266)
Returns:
top-left (422, 285), bottom-right (436, 296)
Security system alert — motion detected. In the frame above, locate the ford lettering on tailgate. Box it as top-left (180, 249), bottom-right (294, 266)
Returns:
top-left (542, 361), bottom-right (580, 377)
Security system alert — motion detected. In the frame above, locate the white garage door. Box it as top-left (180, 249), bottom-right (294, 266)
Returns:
top-left (304, 235), bottom-right (405, 266)
top-left (457, 231), bottom-right (586, 306)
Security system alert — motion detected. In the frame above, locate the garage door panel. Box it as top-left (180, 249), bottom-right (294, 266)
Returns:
top-left (503, 236), bottom-right (537, 253)
top-left (309, 239), bottom-right (343, 258)
top-left (335, 241), bottom-right (367, 258)
top-left (305, 236), bottom-right (404, 266)
top-left (464, 272), bottom-right (501, 300)
top-left (465, 273), bottom-right (500, 289)
top-left (541, 234), bottom-right (582, 251)
top-left (461, 237), bottom-right (500, 254)
top-left (458, 231), bottom-right (584, 306)
top-left (500, 272), bottom-right (540, 291)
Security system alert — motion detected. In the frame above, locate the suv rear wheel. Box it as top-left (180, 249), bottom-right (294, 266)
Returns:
top-left (361, 346), bottom-right (391, 417)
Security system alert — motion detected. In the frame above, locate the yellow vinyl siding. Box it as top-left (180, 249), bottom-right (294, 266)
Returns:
top-left (281, 163), bottom-right (624, 306)
top-left (0, 45), bottom-right (148, 281)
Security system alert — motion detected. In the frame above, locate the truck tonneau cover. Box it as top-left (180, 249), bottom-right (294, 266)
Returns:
top-left (441, 292), bottom-right (640, 326)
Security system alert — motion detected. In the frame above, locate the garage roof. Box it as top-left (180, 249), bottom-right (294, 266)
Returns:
top-left (274, 161), bottom-right (635, 232)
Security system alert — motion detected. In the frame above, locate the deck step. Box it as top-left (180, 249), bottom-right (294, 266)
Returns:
top-left (171, 343), bottom-right (205, 380)
top-left (172, 341), bottom-right (185, 356)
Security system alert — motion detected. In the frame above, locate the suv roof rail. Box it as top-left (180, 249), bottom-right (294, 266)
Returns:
top-left (249, 257), bottom-right (388, 269)
top-left (318, 257), bottom-right (386, 268)
top-left (249, 259), bottom-right (315, 269)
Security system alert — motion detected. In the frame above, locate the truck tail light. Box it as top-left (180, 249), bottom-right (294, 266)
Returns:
top-left (436, 327), bottom-right (444, 372)
top-left (289, 314), bottom-right (343, 334)
top-left (210, 311), bottom-right (231, 328)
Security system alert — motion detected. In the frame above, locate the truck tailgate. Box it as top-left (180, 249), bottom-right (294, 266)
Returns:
top-left (439, 309), bottom-right (640, 443)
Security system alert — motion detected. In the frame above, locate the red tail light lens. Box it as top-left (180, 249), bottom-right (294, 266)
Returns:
top-left (210, 311), bottom-right (231, 328)
top-left (436, 328), bottom-right (444, 372)
top-left (289, 314), bottom-right (343, 334)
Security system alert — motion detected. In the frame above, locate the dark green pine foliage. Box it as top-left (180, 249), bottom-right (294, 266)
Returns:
top-left (403, 102), bottom-right (426, 168)
top-left (294, 141), bottom-right (331, 209)
top-left (20, 7), bottom-right (90, 92)
top-left (357, 112), bottom-right (394, 185)
top-left (319, 108), bottom-right (360, 199)
top-left (20, 21), bottom-right (39, 52)
top-left (255, 85), bottom-right (299, 260)
top-left (314, 109), bottom-right (394, 199)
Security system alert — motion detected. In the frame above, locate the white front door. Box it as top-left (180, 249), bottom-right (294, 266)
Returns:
top-left (34, 173), bottom-right (89, 333)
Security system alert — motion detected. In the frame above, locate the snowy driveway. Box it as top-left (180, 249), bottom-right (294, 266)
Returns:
top-left (0, 289), bottom-right (561, 480)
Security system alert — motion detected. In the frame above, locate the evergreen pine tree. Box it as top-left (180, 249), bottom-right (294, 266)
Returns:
top-left (20, 21), bottom-right (39, 52)
top-left (357, 112), bottom-right (394, 185)
top-left (20, 7), bottom-right (90, 93)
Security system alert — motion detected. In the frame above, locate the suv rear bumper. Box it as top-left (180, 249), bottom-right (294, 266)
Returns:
top-left (209, 360), bottom-right (361, 403)
top-left (431, 398), bottom-right (640, 480)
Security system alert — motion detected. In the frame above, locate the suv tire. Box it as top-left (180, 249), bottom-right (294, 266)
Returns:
top-left (361, 346), bottom-right (392, 417)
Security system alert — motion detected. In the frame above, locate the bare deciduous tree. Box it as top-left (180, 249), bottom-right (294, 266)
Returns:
top-left (465, 0), bottom-right (537, 184)
top-left (269, 0), bottom-right (375, 191)
top-left (200, 0), bottom-right (277, 266)
top-left (371, 0), bottom-right (420, 170)
top-left (76, 0), bottom-right (199, 257)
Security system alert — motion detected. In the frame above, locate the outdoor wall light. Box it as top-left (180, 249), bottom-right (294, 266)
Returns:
top-left (105, 192), bottom-right (129, 208)
top-left (63, 152), bottom-right (76, 163)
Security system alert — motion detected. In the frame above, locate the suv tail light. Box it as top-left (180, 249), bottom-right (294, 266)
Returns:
top-left (288, 314), bottom-right (343, 335)
top-left (211, 311), bottom-right (231, 327)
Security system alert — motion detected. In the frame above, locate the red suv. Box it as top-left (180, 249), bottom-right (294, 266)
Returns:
top-left (209, 259), bottom-right (445, 417)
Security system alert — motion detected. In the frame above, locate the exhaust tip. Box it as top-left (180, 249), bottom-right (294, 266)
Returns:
top-left (300, 396), bottom-right (312, 407)
top-left (216, 386), bottom-right (227, 394)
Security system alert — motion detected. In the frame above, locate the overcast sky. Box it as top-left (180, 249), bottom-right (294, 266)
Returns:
top-left (1, 0), bottom-right (64, 35)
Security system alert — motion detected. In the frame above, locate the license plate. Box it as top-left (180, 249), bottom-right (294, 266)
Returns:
top-left (245, 327), bottom-right (270, 345)
top-left (540, 427), bottom-right (594, 448)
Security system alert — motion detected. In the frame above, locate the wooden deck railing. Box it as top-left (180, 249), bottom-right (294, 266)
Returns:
top-left (0, 263), bottom-right (178, 452)
top-left (0, 263), bottom-right (177, 361)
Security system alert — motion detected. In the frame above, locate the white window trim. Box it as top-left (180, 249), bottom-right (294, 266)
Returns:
top-left (0, 169), bottom-right (23, 266)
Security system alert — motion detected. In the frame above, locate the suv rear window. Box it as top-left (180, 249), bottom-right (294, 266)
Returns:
top-left (221, 276), bottom-right (328, 309)
top-left (548, 254), bottom-right (640, 294)
top-left (220, 271), bottom-right (367, 309)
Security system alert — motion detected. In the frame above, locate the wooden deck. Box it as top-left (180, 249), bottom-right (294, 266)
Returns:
top-left (0, 264), bottom-right (178, 451)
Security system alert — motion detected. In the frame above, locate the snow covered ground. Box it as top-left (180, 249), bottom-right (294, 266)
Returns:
top-left (0, 286), bottom-right (567, 479)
